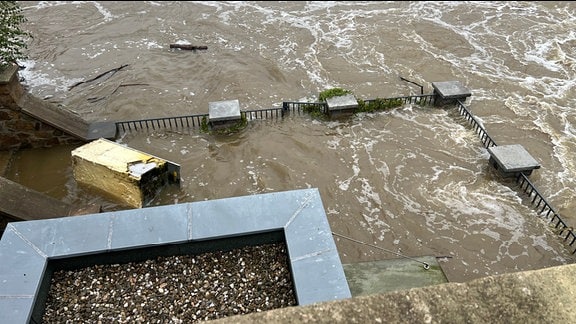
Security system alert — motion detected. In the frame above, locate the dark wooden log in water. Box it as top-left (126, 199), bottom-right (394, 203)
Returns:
top-left (169, 44), bottom-right (208, 50)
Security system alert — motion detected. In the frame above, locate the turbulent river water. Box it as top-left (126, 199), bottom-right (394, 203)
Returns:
top-left (8, 1), bottom-right (576, 283)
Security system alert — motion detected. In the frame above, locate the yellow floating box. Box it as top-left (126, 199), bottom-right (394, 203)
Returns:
top-left (71, 138), bottom-right (180, 208)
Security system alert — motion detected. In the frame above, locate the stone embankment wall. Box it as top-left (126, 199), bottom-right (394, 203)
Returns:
top-left (0, 65), bottom-right (82, 151)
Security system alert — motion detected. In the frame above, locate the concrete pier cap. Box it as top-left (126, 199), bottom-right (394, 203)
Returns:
top-left (325, 94), bottom-right (358, 118)
top-left (431, 81), bottom-right (471, 106)
top-left (487, 144), bottom-right (541, 178)
top-left (208, 99), bottom-right (242, 129)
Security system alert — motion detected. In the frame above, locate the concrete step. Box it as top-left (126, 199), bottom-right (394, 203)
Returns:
top-left (18, 92), bottom-right (116, 140)
top-left (343, 255), bottom-right (449, 297)
top-left (0, 176), bottom-right (71, 222)
top-left (0, 150), bottom-right (14, 176)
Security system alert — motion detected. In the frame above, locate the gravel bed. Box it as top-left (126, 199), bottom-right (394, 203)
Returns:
top-left (42, 243), bottom-right (296, 323)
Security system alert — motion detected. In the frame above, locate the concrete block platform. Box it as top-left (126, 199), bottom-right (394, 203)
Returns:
top-left (209, 99), bottom-right (242, 129)
top-left (432, 81), bottom-right (471, 106)
top-left (487, 144), bottom-right (541, 177)
top-left (326, 94), bottom-right (358, 118)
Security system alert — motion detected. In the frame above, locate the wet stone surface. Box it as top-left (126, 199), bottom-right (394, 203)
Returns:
top-left (43, 243), bottom-right (296, 323)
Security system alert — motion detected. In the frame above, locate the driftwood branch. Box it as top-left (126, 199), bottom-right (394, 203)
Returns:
top-left (169, 44), bottom-right (208, 51)
top-left (87, 83), bottom-right (149, 103)
top-left (69, 64), bottom-right (130, 91)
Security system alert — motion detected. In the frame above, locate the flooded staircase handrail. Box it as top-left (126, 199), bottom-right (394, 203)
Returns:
top-left (455, 100), bottom-right (497, 148)
top-left (454, 100), bottom-right (576, 254)
top-left (516, 173), bottom-right (576, 253)
top-left (115, 95), bottom-right (437, 135)
top-left (116, 114), bottom-right (208, 133)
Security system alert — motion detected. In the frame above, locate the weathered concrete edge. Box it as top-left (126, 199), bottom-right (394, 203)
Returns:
top-left (211, 263), bottom-right (576, 323)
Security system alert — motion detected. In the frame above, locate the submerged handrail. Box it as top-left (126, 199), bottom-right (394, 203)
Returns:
top-left (454, 100), bottom-right (576, 254)
top-left (115, 94), bottom-right (434, 134)
top-left (113, 95), bottom-right (575, 255)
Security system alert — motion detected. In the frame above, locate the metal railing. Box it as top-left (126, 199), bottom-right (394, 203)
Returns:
top-left (456, 100), bottom-right (497, 148)
top-left (515, 173), bottom-right (576, 253)
top-left (116, 114), bottom-right (208, 133)
top-left (374, 94), bottom-right (436, 106)
top-left (243, 107), bottom-right (285, 120)
top-left (282, 101), bottom-right (327, 115)
top-left (453, 100), bottom-right (575, 254)
top-left (115, 95), bottom-right (437, 135)
top-left (112, 94), bottom-right (575, 253)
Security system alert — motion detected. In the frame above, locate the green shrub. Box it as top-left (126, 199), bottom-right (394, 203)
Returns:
top-left (318, 88), bottom-right (352, 102)
top-left (357, 97), bottom-right (403, 113)
top-left (0, 1), bottom-right (32, 69)
top-left (302, 103), bottom-right (325, 119)
top-left (201, 114), bottom-right (248, 135)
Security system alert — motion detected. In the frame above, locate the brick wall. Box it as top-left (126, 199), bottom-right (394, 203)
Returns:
top-left (0, 65), bottom-right (83, 150)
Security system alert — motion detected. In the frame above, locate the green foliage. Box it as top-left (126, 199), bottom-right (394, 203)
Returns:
top-left (201, 114), bottom-right (248, 135)
top-left (215, 114), bottom-right (247, 135)
top-left (313, 88), bottom-right (408, 118)
top-left (0, 1), bottom-right (31, 69)
top-left (357, 98), bottom-right (404, 113)
top-left (201, 116), bottom-right (209, 132)
top-left (318, 87), bottom-right (352, 102)
top-left (302, 103), bottom-right (326, 119)
top-left (307, 87), bottom-right (355, 120)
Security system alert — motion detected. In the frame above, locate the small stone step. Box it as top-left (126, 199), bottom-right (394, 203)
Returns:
top-left (0, 150), bottom-right (14, 176)
top-left (342, 255), bottom-right (449, 297)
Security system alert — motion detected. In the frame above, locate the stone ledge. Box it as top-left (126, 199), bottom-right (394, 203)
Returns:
top-left (0, 65), bottom-right (19, 85)
top-left (212, 263), bottom-right (576, 323)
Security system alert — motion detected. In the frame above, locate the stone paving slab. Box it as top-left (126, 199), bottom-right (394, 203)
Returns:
top-left (487, 144), bottom-right (541, 172)
top-left (343, 256), bottom-right (448, 297)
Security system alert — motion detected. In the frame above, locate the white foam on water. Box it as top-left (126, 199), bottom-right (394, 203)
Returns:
top-left (18, 59), bottom-right (84, 95)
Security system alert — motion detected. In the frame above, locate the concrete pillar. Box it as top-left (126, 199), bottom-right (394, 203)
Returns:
top-left (487, 144), bottom-right (541, 178)
top-left (431, 81), bottom-right (471, 107)
top-left (326, 94), bottom-right (358, 118)
top-left (208, 99), bottom-right (242, 130)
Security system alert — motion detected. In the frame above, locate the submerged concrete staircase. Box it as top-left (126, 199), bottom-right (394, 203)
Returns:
top-left (0, 67), bottom-right (111, 228)
top-left (0, 177), bottom-right (70, 221)
top-left (18, 92), bottom-right (116, 141)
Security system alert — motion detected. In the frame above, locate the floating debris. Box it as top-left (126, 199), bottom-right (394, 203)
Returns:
top-left (169, 44), bottom-right (208, 51)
